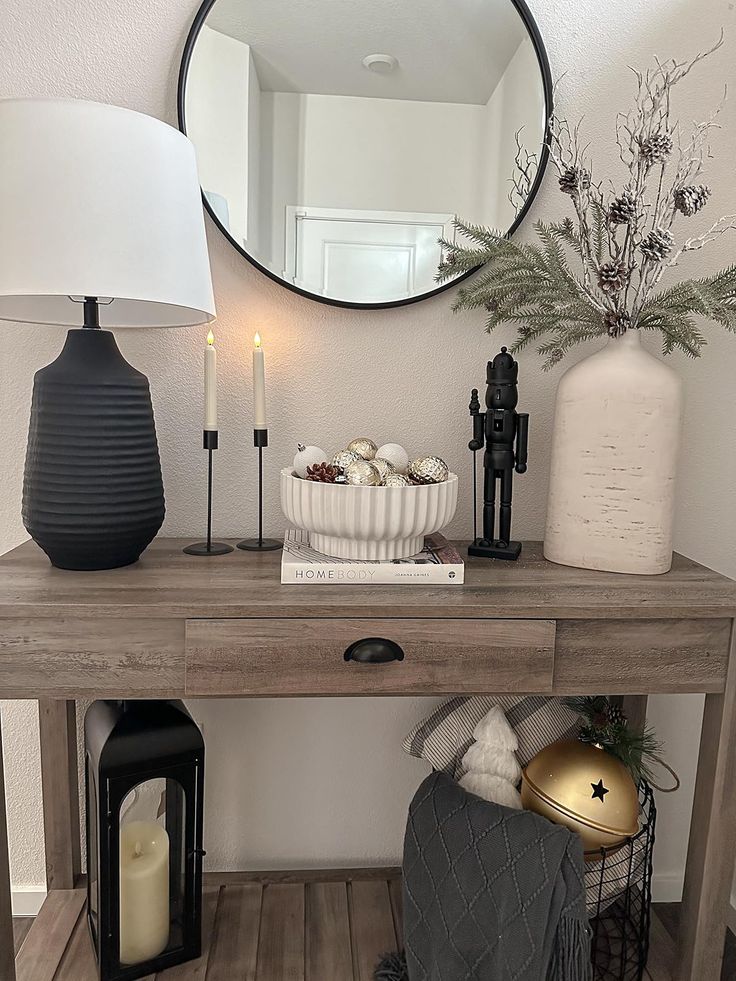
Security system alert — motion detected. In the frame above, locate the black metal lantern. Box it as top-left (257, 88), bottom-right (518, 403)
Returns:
top-left (84, 700), bottom-right (205, 981)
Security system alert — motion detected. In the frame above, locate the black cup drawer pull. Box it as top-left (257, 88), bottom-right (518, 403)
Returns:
top-left (344, 637), bottom-right (405, 664)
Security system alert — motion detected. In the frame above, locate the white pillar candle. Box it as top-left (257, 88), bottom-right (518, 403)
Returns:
top-left (119, 820), bottom-right (170, 966)
top-left (253, 332), bottom-right (267, 430)
top-left (204, 330), bottom-right (217, 431)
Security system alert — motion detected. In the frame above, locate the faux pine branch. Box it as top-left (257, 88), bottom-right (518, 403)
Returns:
top-left (438, 34), bottom-right (736, 369)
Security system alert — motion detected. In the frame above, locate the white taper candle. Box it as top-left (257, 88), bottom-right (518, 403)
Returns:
top-left (253, 332), bottom-right (266, 429)
top-left (204, 330), bottom-right (217, 431)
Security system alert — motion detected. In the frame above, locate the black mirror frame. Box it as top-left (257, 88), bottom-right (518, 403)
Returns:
top-left (177, 0), bottom-right (553, 311)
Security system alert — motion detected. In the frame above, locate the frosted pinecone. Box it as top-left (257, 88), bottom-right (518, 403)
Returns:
top-left (598, 261), bottom-right (628, 294)
top-left (609, 191), bottom-right (639, 225)
top-left (559, 166), bottom-right (591, 195)
top-left (674, 184), bottom-right (712, 217)
top-left (640, 227), bottom-right (675, 262)
top-left (639, 132), bottom-right (673, 165)
top-left (607, 704), bottom-right (627, 729)
top-left (605, 309), bottom-right (632, 337)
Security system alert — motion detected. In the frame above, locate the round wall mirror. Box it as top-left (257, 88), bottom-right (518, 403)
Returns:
top-left (179, 0), bottom-right (552, 309)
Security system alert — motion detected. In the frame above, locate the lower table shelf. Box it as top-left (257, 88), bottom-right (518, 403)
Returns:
top-left (13, 869), bottom-right (682, 981)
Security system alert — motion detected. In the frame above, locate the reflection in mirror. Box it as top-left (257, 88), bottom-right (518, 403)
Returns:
top-left (182, 0), bottom-right (551, 307)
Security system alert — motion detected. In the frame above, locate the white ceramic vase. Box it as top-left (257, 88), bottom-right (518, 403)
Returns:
top-left (544, 330), bottom-right (683, 575)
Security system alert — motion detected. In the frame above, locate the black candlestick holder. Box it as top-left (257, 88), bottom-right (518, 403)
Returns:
top-left (237, 429), bottom-right (281, 552)
top-left (183, 430), bottom-right (234, 556)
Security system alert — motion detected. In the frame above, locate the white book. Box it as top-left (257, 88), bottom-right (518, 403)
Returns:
top-left (280, 529), bottom-right (465, 585)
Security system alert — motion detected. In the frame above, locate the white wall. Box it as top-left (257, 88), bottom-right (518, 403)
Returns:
top-left (481, 37), bottom-right (547, 230)
top-left (185, 24), bottom-right (250, 241)
top-left (1, 0), bottom-right (735, 906)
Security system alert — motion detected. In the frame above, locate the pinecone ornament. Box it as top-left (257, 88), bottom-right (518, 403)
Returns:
top-left (609, 191), bottom-right (639, 225)
top-left (604, 309), bottom-right (632, 337)
top-left (674, 184), bottom-right (712, 217)
top-left (598, 261), bottom-right (628, 294)
top-left (606, 704), bottom-right (627, 729)
top-left (306, 462), bottom-right (340, 483)
top-left (639, 132), bottom-right (673, 165)
top-left (640, 227), bottom-right (675, 263)
top-left (559, 166), bottom-right (591, 195)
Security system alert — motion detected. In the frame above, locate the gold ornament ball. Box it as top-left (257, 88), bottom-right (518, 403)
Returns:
top-left (332, 449), bottom-right (360, 471)
top-left (371, 457), bottom-right (396, 482)
top-left (383, 473), bottom-right (411, 488)
top-left (345, 459), bottom-right (381, 486)
top-left (521, 739), bottom-right (639, 858)
top-left (347, 437), bottom-right (378, 460)
top-left (408, 455), bottom-right (449, 484)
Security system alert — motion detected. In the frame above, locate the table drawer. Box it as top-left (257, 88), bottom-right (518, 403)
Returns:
top-left (184, 618), bottom-right (555, 696)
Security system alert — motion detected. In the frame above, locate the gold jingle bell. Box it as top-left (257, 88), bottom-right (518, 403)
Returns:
top-left (521, 739), bottom-right (639, 858)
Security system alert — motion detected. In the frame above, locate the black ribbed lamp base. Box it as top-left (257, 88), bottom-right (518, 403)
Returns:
top-left (22, 329), bottom-right (165, 571)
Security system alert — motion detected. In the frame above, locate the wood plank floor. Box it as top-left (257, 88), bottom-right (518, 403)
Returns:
top-left (11, 878), bottom-right (736, 980)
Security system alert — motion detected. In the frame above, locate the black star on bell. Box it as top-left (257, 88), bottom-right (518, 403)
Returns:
top-left (591, 779), bottom-right (609, 802)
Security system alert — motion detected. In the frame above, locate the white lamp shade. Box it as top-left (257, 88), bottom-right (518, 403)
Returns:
top-left (0, 99), bottom-right (216, 328)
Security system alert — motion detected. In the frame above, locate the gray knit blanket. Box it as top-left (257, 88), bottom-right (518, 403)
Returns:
top-left (392, 772), bottom-right (592, 981)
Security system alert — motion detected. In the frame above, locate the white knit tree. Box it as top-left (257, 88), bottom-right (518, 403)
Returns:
top-left (459, 705), bottom-right (523, 809)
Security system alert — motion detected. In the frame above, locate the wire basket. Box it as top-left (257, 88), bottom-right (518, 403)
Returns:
top-left (586, 781), bottom-right (656, 981)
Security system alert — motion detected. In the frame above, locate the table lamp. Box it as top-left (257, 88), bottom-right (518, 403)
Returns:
top-left (0, 99), bottom-right (216, 570)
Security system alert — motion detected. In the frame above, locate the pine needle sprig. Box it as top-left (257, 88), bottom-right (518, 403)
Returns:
top-left (564, 696), bottom-right (664, 784)
top-left (441, 38), bottom-right (736, 368)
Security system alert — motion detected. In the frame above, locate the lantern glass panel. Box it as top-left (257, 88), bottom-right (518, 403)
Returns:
top-left (87, 756), bottom-right (99, 944)
top-left (118, 777), bottom-right (187, 967)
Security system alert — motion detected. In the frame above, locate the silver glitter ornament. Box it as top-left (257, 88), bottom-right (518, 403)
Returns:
top-left (382, 472), bottom-right (411, 488)
top-left (346, 460), bottom-right (381, 486)
top-left (347, 437), bottom-right (377, 460)
top-left (332, 449), bottom-right (360, 471)
top-left (371, 457), bottom-right (396, 482)
top-left (408, 455), bottom-right (449, 484)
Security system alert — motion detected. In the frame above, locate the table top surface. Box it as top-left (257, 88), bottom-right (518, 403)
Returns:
top-left (0, 539), bottom-right (734, 620)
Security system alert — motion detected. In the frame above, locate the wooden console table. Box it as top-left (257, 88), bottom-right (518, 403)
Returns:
top-left (0, 539), bottom-right (735, 980)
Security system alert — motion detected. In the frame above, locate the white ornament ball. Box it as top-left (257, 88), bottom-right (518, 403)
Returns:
top-left (347, 437), bottom-right (377, 460)
top-left (293, 443), bottom-right (328, 479)
top-left (345, 460), bottom-right (381, 486)
top-left (376, 443), bottom-right (409, 474)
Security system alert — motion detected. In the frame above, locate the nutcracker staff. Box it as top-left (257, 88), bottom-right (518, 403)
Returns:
top-left (468, 347), bottom-right (529, 560)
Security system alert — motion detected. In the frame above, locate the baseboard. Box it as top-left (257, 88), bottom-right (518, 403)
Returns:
top-left (11, 888), bottom-right (47, 916)
top-left (652, 872), bottom-right (683, 903)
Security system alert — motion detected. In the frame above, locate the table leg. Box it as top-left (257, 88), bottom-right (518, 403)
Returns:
top-left (0, 706), bottom-right (17, 981)
top-left (38, 700), bottom-right (80, 890)
top-left (676, 621), bottom-right (736, 981)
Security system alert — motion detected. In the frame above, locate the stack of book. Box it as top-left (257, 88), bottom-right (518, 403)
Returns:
top-left (281, 529), bottom-right (464, 584)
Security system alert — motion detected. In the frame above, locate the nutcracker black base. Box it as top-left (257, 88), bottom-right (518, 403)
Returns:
top-left (468, 538), bottom-right (522, 561)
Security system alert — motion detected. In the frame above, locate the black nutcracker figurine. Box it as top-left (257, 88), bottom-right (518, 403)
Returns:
top-left (468, 347), bottom-right (529, 560)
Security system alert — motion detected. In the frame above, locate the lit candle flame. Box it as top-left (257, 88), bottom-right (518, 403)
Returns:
top-left (207, 330), bottom-right (215, 346)
top-left (254, 332), bottom-right (262, 349)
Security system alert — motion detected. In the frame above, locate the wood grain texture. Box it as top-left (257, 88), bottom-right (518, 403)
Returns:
top-left (676, 623), bottom-right (736, 981)
top-left (554, 619), bottom-right (731, 693)
top-left (39, 701), bottom-right (80, 891)
top-left (306, 883), bottom-right (352, 981)
top-left (157, 884), bottom-right (220, 980)
top-left (53, 910), bottom-right (98, 981)
top-left (12, 920), bottom-right (32, 958)
top-left (203, 867), bottom-right (401, 885)
top-left (185, 617), bottom-right (555, 696)
top-left (256, 884), bottom-right (305, 980)
top-left (1, 539), bottom-right (734, 621)
top-left (349, 881), bottom-right (397, 981)
top-left (0, 710), bottom-right (15, 981)
top-left (15, 889), bottom-right (84, 981)
top-left (0, 618), bottom-right (184, 698)
top-left (205, 884), bottom-right (261, 981)
top-left (646, 907), bottom-right (677, 981)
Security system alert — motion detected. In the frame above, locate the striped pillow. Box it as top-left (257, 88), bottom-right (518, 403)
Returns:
top-left (402, 696), bottom-right (580, 779)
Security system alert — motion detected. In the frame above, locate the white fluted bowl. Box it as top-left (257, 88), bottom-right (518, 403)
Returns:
top-left (280, 468), bottom-right (458, 559)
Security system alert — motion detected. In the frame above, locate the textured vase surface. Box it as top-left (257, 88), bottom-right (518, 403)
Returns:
top-left (544, 330), bottom-right (682, 575)
top-left (23, 329), bottom-right (165, 570)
